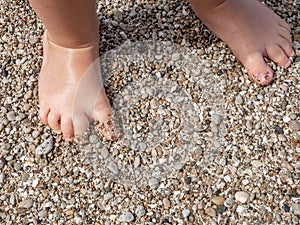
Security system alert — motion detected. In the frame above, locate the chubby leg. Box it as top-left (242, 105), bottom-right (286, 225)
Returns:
top-left (189, 0), bottom-right (295, 85)
top-left (29, 0), bottom-right (117, 141)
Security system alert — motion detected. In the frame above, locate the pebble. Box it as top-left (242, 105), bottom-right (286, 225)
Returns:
top-left (136, 205), bottom-right (146, 217)
top-left (205, 207), bottom-right (216, 217)
top-left (0, 173), bottom-right (5, 184)
top-left (224, 198), bottom-right (234, 208)
top-left (19, 198), bottom-right (33, 209)
top-left (89, 134), bottom-right (99, 144)
top-left (150, 99), bottom-right (159, 109)
top-left (107, 161), bottom-right (119, 174)
top-left (234, 191), bottom-right (250, 204)
top-left (134, 155), bottom-right (141, 168)
top-left (118, 211), bottom-right (135, 222)
top-left (182, 208), bottom-right (190, 218)
top-left (38, 210), bottom-right (47, 218)
top-left (35, 136), bottom-right (53, 156)
top-left (148, 178), bottom-right (160, 190)
top-left (100, 147), bottom-right (109, 159)
top-left (163, 198), bottom-right (171, 209)
top-left (7, 111), bottom-right (16, 121)
top-left (235, 95), bottom-right (243, 105)
top-left (236, 205), bottom-right (245, 214)
top-left (289, 120), bottom-right (300, 131)
top-left (283, 115), bottom-right (291, 123)
top-left (211, 196), bottom-right (225, 206)
top-left (291, 203), bottom-right (300, 215)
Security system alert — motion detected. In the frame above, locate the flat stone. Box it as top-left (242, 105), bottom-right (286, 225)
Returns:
top-left (19, 198), bottom-right (33, 209)
top-left (211, 196), bottom-right (225, 206)
top-left (118, 211), bottom-right (134, 222)
top-left (136, 205), bottom-right (146, 217)
top-left (205, 207), bottom-right (216, 217)
top-left (291, 203), bottom-right (300, 215)
top-left (163, 198), bottom-right (171, 209)
top-left (35, 136), bottom-right (53, 156)
top-left (182, 208), bottom-right (190, 218)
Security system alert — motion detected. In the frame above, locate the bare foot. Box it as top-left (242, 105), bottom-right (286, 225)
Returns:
top-left (38, 31), bottom-right (117, 141)
top-left (189, 0), bottom-right (295, 85)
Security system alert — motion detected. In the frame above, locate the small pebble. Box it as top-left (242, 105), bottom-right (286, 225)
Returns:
top-left (182, 208), bottom-right (190, 218)
top-left (211, 196), bottom-right (225, 206)
top-left (118, 211), bottom-right (134, 222)
top-left (234, 191), bottom-right (249, 204)
top-left (136, 205), bottom-right (146, 217)
top-left (19, 198), bottom-right (33, 209)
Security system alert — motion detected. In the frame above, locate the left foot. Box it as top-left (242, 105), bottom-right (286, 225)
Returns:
top-left (189, 0), bottom-right (295, 85)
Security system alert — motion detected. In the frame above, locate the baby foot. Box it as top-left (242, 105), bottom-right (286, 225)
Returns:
top-left (38, 31), bottom-right (117, 141)
top-left (190, 0), bottom-right (295, 85)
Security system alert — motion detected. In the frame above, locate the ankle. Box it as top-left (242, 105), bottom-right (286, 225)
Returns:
top-left (189, 0), bottom-right (227, 15)
top-left (46, 30), bottom-right (99, 49)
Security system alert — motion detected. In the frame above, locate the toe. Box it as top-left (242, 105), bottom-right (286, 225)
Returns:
top-left (61, 117), bottom-right (74, 141)
top-left (39, 107), bottom-right (50, 125)
top-left (242, 51), bottom-right (274, 85)
top-left (47, 110), bottom-right (61, 133)
top-left (279, 19), bottom-right (291, 33)
top-left (279, 26), bottom-right (292, 45)
top-left (266, 44), bottom-right (292, 68)
top-left (73, 113), bottom-right (91, 136)
top-left (278, 37), bottom-right (295, 58)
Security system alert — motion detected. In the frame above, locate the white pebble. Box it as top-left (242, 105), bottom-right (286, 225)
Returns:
top-left (234, 191), bottom-right (250, 203)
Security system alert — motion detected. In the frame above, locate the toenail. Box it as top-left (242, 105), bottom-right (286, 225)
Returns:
top-left (55, 130), bottom-right (62, 134)
top-left (284, 59), bottom-right (292, 68)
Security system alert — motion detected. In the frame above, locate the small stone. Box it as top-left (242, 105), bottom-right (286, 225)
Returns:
top-left (290, 120), bottom-right (300, 131)
top-left (136, 205), bottom-right (146, 217)
top-left (236, 205), bottom-right (245, 214)
top-left (134, 155), bottom-right (141, 168)
top-left (278, 134), bottom-right (287, 142)
top-left (234, 191), bottom-right (250, 204)
top-left (283, 115), bottom-right (291, 123)
top-left (118, 211), bottom-right (134, 222)
top-left (150, 99), bottom-right (159, 109)
top-left (211, 196), bottom-right (225, 206)
top-left (283, 204), bottom-right (290, 212)
top-left (172, 53), bottom-right (181, 61)
top-left (107, 161), bottom-right (119, 174)
top-left (19, 198), bottom-right (33, 209)
top-left (104, 192), bottom-right (114, 201)
top-left (120, 31), bottom-right (127, 39)
top-left (13, 163), bottom-right (21, 172)
top-left (205, 207), bottom-right (216, 217)
top-left (7, 111), bottom-right (16, 121)
top-left (163, 198), bottom-right (171, 210)
top-left (291, 203), bottom-right (300, 215)
top-left (89, 135), bottom-right (99, 144)
top-left (0, 173), bottom-right (5, 184)
top-left (38, 210), bottom-right (47, 218)
top-left (182, 208), bottom-right (190, 218)
top-left (65, 209), bottom-right (74, 216)
top-left (16, 113), bottom-right (26, 121)
top-left (100, 147), bottom-right (109, 159)
top-left (235, 95), bottom-right (243, 105)
top-left (148, 178), bottom-right (159, 190)
top-left (35, 136), bottom-right (53, 156)
top-left (216, 205), bottom-right (227, 214)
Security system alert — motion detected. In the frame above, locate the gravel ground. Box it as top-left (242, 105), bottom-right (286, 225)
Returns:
top-left (0, 0), bottom-right (300, 224)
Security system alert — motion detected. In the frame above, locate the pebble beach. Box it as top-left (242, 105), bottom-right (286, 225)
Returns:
top-left (0, 0), bottom-right (300, 224)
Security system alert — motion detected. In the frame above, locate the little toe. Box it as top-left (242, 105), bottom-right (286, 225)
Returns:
top-left (266, 44), bottom-right (292, 68)
top-left (279, 27), bottom-right (292, 45)
top-left (39, 107), bottom-right (50, 125)
top-left (73, 114), bottom-right (91, 136)
top-left (61, 117), bottom-right (74, 141)
top-left (279, 19), bottom-right (291, 33)
top-left (243, 52), bottom-right (274, 85)
top-left (47, 110), bottom-right (61, 133)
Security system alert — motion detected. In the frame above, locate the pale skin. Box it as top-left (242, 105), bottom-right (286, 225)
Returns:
top-left (29, 0), bottom-right (295, 141)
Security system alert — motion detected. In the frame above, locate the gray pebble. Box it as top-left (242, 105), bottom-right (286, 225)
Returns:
top-left (136, 205), bottom-right (146, 217)
top-left (19, 198), bottom-right (33, 209)
top-left (7, 111), bottom-right (16, 121)
top-left (38, 210), bottom-right (47, 218)
top-left (289, 120), bottom-right (300, 131)
top-left (291, 203), bottom-right (300, 215)
top-left (13, 163), bottom-right (21, 172)
top-left (224, 198), bottom-right (234, 208)
top-left (134, 155), bottom-right (141, 168)
top-left (89, 134), bottom-right (99, 144)
top-left (104, 192), bottom-right (114, 201)
top-left (107, 161), bottom-right (119, 174)
top-left (35, 136), bottom-right (53, 156)
top-left (182, 208), bottom-right (191, 218)
top-left (16, 113), bottom-right (25, 121)
top-left (118, 211), bottom-right (134, 222)
top-left (148, 177), bottom-right (159, 190)
top-left (172, 53), bottom-right (181, 61)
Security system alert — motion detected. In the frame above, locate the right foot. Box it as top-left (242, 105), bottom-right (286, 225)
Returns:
top-left (38, 31), bottom-right (117, 141)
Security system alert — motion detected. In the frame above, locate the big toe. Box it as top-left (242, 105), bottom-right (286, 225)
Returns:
top-left (61, 116), bottom-right (74, 141)
top-left (73, 113), bottom-right (91, 137)
top-left (243, 52), bottom-right (274, 86)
